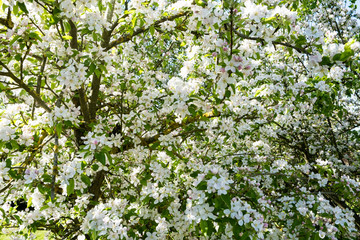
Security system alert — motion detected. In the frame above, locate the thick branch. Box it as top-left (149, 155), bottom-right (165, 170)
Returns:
top-left (0, 9), bottom-right (13, 29)
top-left (89, 73), bottom-right (101, 120)
top-left (78, 87), bottom-right (90, 123)
top-left (87, 170), bottom-right (106, 210)
top-left (101, 0), bottom-right (119, 48)
top-left (68, 20), bottom-right (78, 50)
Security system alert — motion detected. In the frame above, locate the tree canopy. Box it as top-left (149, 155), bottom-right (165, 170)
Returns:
top-left (0, 0), bottom-right (360, 239)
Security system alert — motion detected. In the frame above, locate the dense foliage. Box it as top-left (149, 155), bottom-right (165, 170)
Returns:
top-left (0, 0), bottom-right (360, 239)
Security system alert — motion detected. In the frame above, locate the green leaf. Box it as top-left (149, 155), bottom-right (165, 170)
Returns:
top-left (92, 164), bottom-right (99, 171)
top-left (200, 220), bottom-right (215, 236)
top-left (332, 53), bottom-right (341, 61)
top-left (92, 32), bottom-right (99, 41)
top-left (340, 48), bottom-right (353, 61)
top-left (8, 169), bottom-right (20, 179)
top-left (9, 35), bottom-right (21, 46)
top-left (40, 205), bottom-right (49, 211)
top-left (320, 56), bottom-right (331, 66)
top-left (13, 215), bottom-right (23, 224)
top-left (295, 35), bottom-right (307, 47)
top-left (337, 110), bottom-right (343, 119)
top-left (99, 64), bottom-right (107, 73)
top-left (97, 0), bottom-right (105, 11)
top-left (105, 152), bottom-right (112, 164)
top-left (196, 21), bottom-right (202, 30)
top-left (87, 62), bottom-right (96, 77)
top-left (221, 194), bottom-right (231, 208)
top-left (62, 35), bottom-right (73, 40)
top-left (15, 53), bottom-right (21, 61)
top-left (81, 174), bottom-right (91, 186)
top-left (27, 198), bottom-right (32, 208)
top-left (196, 181), bottom-right (207, 190)
top-left (95, 152), bottom-right (106, 165)
top-left (29, 32), bottom-right (42, 42)
top-left (240, 231), bottom-right (250, 239)
top-left (38, 184), bottom-right (48, 194)
top-left (200, 220), bottom-right (207, 235)
top-left (225, 88), bottom-right (231, 98)
top-left (10, 141), bottom-right (19, 150)
top-left (255, 88), bottom-right (262, 97)
top-left (13, 4), bottom-right (18, 16)
top-left (94, 69), bottom-right (101, 77)
top-left (263, 16), bottom-right (276, 24)
top-left (149, 25), bottom-right (155, 36)
top-left (195, 0), bottom-right (206, 7)
top-left (6, 158), bottom-right (11, 168)
top-left (48, 6), bottom-right (61, 25)
top-left (149, 141), bottom-right (160, 150)
top-left (67, 178), bottom-right (75, 195)
top-left (188, 104), bottom-right (197, 116)
top-left (56, 122), bottom-right (62, 136)
top-left (17, 2), bottom-right (28, 14)
top-left (132, 16), bottom-right (137, 28)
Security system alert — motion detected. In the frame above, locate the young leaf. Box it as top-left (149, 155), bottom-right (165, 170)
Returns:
top-left (67, 178), bottom-right (75, 195)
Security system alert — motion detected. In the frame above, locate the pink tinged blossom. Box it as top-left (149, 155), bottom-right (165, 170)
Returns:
top-left (224, 59), bottom-right (241, 72)
top-left (212, 52), bottom-right (218, 57)
top-left (234, 56), bottom-right (243, 62)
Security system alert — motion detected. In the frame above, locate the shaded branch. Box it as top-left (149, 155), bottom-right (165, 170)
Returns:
top-left (68, 19), bottom-right (78, 50)
top-left (87, 170), bottom-right (106, 210)
top-left (78, 87), bottom-right (90, 123)
top-left (89, 73), bottom-right (101, 120)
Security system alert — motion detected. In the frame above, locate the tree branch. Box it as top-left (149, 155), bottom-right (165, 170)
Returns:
top-left (0, 62), bottom-right (51, 112)
top-left (32, 56), bottom-right (47, 118)
top-left (89, 73), bottom-right (101, 120)
top-left (0, 9), bottom-right (14, 29)
top-left (233, 29), bottom-right (310, 55)
top-left (87, 170), bottom-right (106, 210)
top-left (68, 19), bottom-right (78, 50)
top-left (78, 87), bottom-right (90, 123)
top-left (105, 11), bottom-right (190, 51)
